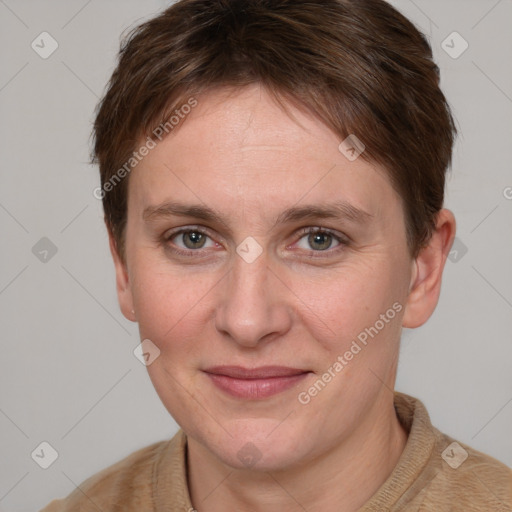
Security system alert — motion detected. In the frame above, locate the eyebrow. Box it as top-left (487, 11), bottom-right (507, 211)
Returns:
top-left (142, 200), bottom-right (373, 230)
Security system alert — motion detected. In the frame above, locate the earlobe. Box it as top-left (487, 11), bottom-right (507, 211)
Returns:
top-left (402, 209), bottom-right (456, 329)
top-left (107, 228), bottom-right (136, 322)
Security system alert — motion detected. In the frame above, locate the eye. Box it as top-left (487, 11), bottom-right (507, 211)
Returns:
top-left (294, 227), bottom-right (347, 254)
top-left (164, 227), bottom-right (218, 255)
top-left (161, 225), bottom-right (348, 259)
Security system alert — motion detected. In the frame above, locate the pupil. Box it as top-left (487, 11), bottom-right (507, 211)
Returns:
top-left (309, 232), bottom-right (331, 251)
top-left (185, 231), bottom-right (205, 248)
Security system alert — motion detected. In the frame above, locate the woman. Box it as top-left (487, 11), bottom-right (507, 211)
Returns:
top-left (42, 0), bottom-right (512, 510)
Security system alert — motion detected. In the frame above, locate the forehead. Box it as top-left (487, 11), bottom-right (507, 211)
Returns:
top-left (128, 85), bottom-right (402, 226)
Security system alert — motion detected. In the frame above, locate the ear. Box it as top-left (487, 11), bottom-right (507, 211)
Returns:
top-left (402, 208), bottom-right (456, 328)
top-left (107, 226), bottom-right (136, 322)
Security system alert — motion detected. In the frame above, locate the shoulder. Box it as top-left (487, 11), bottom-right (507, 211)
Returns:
top-left (420, 432), bottom-right (512, 511)
top-left (392, 392), bottom-right (511, 511)
top-left (39, 436), bottom-right (175, 512)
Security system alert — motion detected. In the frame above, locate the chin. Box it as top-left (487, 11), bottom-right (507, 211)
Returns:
top-left (208, 422), bottom-right (309, 472)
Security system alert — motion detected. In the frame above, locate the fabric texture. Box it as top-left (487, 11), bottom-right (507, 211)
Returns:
top-left (40, 392), bottom-right (512, 511)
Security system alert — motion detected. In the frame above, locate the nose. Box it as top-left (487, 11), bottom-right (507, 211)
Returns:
top-left (214, 246), bottom-right (293, 348)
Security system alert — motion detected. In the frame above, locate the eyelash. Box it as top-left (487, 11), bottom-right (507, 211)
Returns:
top-left (161, 226), bottom-right (349, 259)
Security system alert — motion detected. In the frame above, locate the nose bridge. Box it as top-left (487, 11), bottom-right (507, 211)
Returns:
top-left (214, 247), bottom-right (290, 347)
top-left (232, 250), bottom-right (268, 298)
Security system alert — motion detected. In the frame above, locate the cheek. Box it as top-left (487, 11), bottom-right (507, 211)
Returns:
top-left (128, 238), bottom-right (409, 366)
top-left (293, 258), bottom-right (404, 349)
top-left (129, 255), bottom-right (215, 352)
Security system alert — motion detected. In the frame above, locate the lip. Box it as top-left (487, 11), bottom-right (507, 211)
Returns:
top-left (203, 366), bottom-right (311, 399)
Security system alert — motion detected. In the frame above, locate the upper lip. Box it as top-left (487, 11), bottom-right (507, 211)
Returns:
top-left (203, 366), bottom-right (310, 379)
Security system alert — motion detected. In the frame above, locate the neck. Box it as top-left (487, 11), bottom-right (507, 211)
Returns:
top-left (187, 390), bottom-right (408, 512)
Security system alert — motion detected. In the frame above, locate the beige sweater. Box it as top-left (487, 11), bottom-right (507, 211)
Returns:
top-left (40, 392), bottom-right (512, 511)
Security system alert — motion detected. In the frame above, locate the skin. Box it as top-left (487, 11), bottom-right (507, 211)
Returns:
top-left (109, 84), bottom-right (456, 511)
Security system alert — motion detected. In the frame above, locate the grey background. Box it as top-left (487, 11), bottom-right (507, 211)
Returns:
top-left (0, 1), bottom-right (511, 510)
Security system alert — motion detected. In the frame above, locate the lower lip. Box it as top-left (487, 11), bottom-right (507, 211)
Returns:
top-left (205, 372), bottom-right (310, 399)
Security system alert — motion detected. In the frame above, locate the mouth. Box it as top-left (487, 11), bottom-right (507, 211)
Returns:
top-left (202, 366), bottom-right (312, 400)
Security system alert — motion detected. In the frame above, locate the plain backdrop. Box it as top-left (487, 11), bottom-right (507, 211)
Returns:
top-left (0, 1), bottom-right (511, 510)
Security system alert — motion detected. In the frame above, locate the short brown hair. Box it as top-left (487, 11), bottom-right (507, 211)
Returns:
top-left (92, 0), bottom-right (457, 261)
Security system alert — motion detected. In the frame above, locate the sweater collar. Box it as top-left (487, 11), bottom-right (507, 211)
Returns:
top-left (153, 392), bottom-right (437, 511)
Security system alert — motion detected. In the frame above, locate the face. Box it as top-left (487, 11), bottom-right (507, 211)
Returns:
top-left (113, 84), bottom-right (420, 471)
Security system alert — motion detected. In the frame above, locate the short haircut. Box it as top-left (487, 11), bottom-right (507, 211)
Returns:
top-left (92, 0), bottom-right (457, 261)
